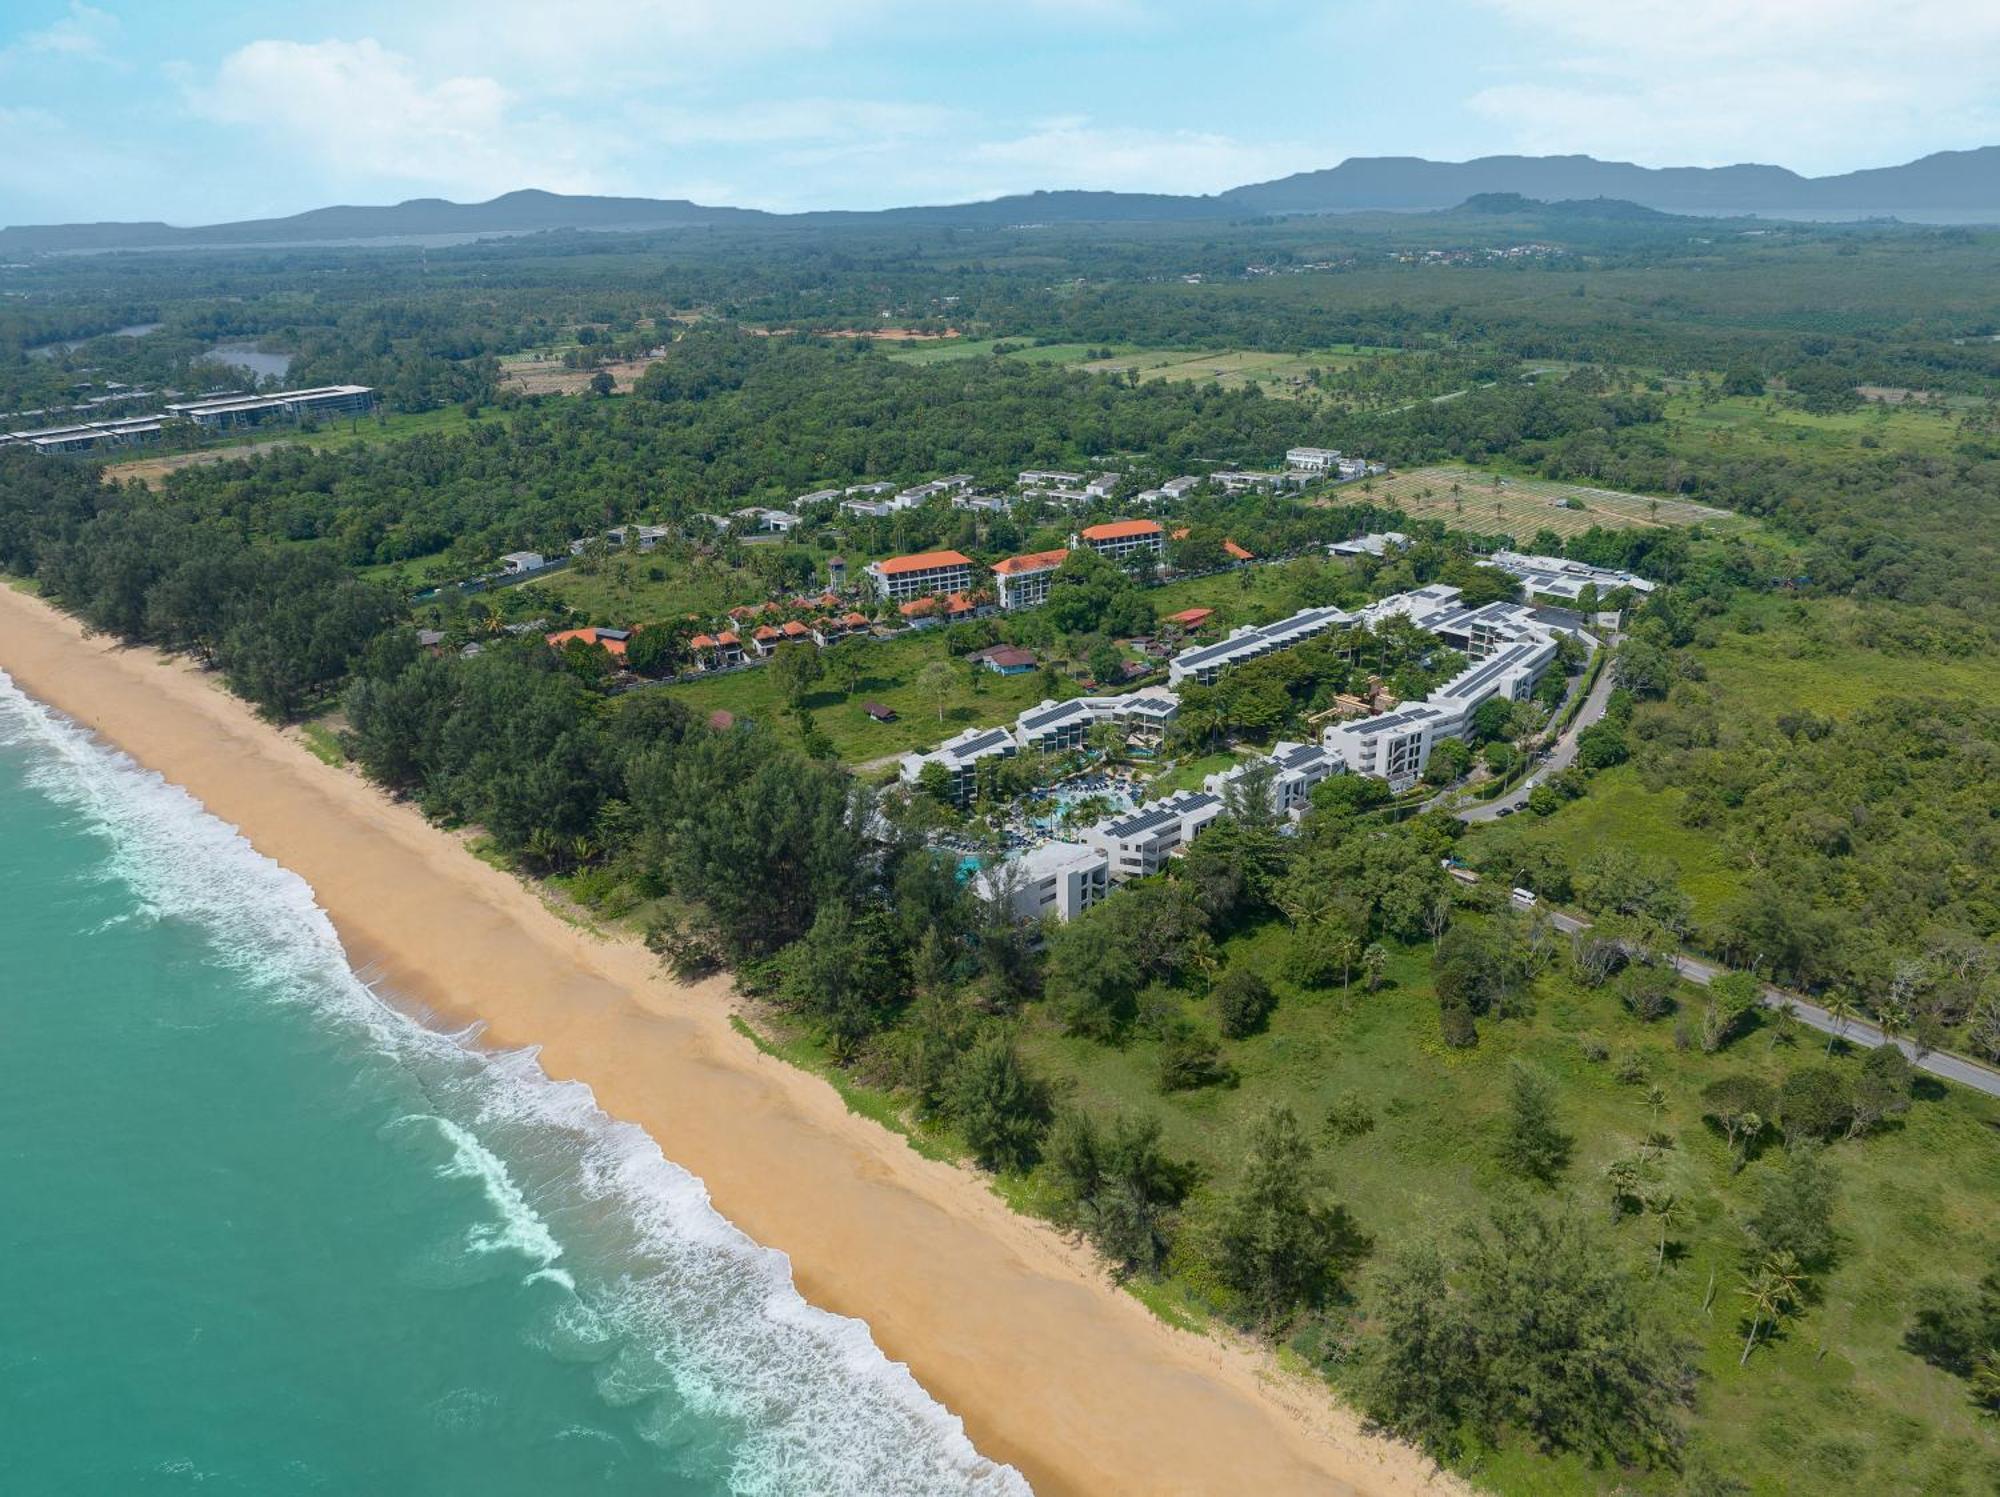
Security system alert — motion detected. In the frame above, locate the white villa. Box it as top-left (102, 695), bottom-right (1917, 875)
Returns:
top-left (1205, 739), bottom-right (1343, 816)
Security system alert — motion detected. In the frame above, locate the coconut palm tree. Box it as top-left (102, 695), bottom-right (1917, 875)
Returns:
top-left (1823, 991), bottom-right (1856, 1055)
top-left (1645, 1187), bottom-right (1683, 1274)
top-left (1604, 1156), bottom-right (1642, 1222)
top-left (1361, 943), bottom-right (1388, 992)
top-left (1738, 1251), bottom-right (1806, 1367)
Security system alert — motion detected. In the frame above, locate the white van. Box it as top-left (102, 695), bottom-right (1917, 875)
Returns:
top-left (1510, 887), bottom-right (1538, 907)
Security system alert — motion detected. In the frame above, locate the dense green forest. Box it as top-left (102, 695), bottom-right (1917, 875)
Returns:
top-left (3, 201), bottom-right (1998, 1495)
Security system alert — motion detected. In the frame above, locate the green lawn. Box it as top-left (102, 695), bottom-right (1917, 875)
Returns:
top-left (661, 629), bottom-right (1074, 763)
top-left (1016, 914), bottom-right (2000, 1495)
top-left (1087, 346), bottom-right (1380, 395)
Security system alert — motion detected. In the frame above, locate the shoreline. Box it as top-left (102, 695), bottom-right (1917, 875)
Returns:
top-left (0, 583), bottom-right (1462, 1497)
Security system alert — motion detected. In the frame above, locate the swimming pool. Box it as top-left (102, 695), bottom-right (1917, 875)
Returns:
top-left (1029, 776), bottom-right (1142, 831)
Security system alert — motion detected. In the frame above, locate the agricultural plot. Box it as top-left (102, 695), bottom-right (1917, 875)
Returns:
top-left (1079, 345), bottom-right (1396, 397)
top-left (1354, 465), bottom-right (1744, 539)
top-left (498, 353), bottom-right (665, 395)
top-left (886, 340), bottom-right (1398, 396)
top-left (886, 338), bottom-right (1123, 366)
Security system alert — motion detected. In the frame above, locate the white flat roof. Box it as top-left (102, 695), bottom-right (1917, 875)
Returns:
top-left (165, 384), bottom-right (372, 416)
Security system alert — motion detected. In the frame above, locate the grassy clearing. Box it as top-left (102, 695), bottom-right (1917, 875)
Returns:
top-left (884, 340), bottom-right (1400, 397)
top-left (1083, 346), bottom-right (1386, 396)
top-left (1660, 387), bottom-right (1996, 462)
top-left (660, 629), bottom-right (1071, 762)
top-left (1698, 598), bottom-right (2000, 720)
top-left (1148, 562), bottom-right (1321, 623)
top-left (102, 405), bottom-right (499, 489)
top-left (1477, 764), bottom-right (1747, 926)
top-left (884, 337), bottom-right (1124, 366)
top-left (530, 549), bottom-right (821, 628)
top-left (1016, 915), bottom-right (2000, 1495)
top-left (1354, 465), bottom-right (1745, 540)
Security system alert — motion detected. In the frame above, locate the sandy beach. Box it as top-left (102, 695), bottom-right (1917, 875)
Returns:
top-left (0, 583), bottom-right (1464, 1497)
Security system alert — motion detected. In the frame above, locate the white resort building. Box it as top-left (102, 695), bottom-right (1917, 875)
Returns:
top-left (865, 550), bottom-right (978, 603)
top-left (990, 548), bottom-right (1070, 611)
top-left (1167, 606), bottom-right (1355, 686)
top-left (1084, 792), bottom-right (1225, 883)
top-left (1076, 519), bottom-right (1164, 563)
top-left (1487, 550), bottom-right (1656, 602)
top-left (976, 841), bottom-right (1111, 924)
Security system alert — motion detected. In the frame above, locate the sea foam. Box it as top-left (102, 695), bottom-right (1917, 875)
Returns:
top-left (0, 672), bottom-right (1031, 1497)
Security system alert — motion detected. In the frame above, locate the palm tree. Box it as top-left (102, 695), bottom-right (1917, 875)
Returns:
top-left (1823, 991), bottom-right (1856, 1055)
top-left (1604, 1156), bottom-right (1642, 1222)
top-left (1737, 1251), bottom-right (1806, 1367)
top-left (1877, 998), bottom-right (1910, 1052)
top-left (1644, 1188), bottom-right (1683, 1274)
top-left (1333, 930), bottom-right (1361, 991)
top-left (1361, 943), bottom-right (1388, 993)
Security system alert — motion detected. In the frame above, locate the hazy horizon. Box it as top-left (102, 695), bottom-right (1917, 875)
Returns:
top-left (4, 0), bottom-right (1998, 226)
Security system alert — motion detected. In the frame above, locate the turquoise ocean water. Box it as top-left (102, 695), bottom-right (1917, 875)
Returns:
top-left (0, 672), bottom-right (1027, 1497)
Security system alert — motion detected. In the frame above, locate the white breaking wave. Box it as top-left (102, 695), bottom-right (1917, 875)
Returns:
top-left (405, 1112), bottom-right (578, 1292)
top-left (0, 671), bottom-right (1031, 1497)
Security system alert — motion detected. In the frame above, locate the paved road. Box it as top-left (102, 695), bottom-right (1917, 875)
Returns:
top-left (1537, 908), bottom-right (2000, 1099)
top-left (1454, 651), bottom-right (1617, 823)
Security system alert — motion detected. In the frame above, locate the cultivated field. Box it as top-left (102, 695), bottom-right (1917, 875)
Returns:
top-left (1353, 465), bottom-right (1742, 538)
top-left (498, 354), bottom-right (665, 396)
top-left (102, 440), bottom-right (294, 489)
top-left (1080, 345), bottom-right (1395, 395)
top-left (886, 340), bottom-right (1397, 395)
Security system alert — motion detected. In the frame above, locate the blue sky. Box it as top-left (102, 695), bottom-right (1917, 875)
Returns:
top-left (3, 0), bottom-right (1996, 225)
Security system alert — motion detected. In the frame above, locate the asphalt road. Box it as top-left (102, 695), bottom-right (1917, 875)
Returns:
top-left (1455, 652), bottom-right (1618, 824)
top-left (1537, 908), bottom-right (2000, 1099)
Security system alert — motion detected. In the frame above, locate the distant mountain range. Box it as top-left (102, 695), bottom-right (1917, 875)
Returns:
top-left (5, 149), bottom-right (1996, 253)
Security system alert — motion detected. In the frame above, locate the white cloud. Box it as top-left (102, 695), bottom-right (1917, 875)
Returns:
top-left (189, 38), bottom-right (604, 199)
top-left (965, 119), bottom-right (1307, 197)
top-left (630, 97), bottom-right (962, 151)
top-left (2, 2), bottom-right (119, 64)
top-left (397, 0), bottom-right (895, 93)
top-left (1469, 0), bottom-right (2000, 169)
